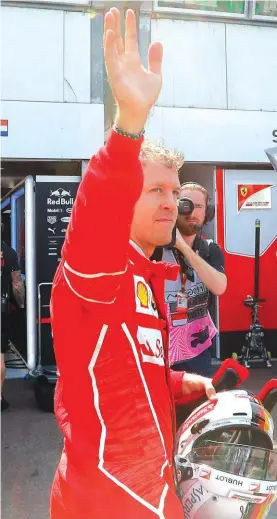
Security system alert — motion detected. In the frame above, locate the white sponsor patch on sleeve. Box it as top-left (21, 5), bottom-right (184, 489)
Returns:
top-left (137, 326), bottom-right (164, 366)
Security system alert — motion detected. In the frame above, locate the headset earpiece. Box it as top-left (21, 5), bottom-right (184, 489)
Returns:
top-left (204, 199), bottom-right (215, 224)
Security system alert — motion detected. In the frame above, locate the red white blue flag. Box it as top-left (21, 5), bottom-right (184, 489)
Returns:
top-left (0, 120), bottom-right (8, 137)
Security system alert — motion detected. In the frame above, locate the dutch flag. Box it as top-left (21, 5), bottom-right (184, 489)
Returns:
top-left (0, 120), bottom-right (8, 137)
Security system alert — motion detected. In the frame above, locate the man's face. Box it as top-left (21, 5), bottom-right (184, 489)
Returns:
top-left (131, 160), bottom-right (180, 256)
top-left (177, 188), bottom-right (206, 236)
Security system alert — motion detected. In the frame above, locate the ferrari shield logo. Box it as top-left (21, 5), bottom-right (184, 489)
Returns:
top-left (240, 187), bottom-right (248, 197)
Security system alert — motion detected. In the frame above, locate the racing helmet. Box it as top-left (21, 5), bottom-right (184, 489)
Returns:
top-left (175, 389), bottom-right (277, 519)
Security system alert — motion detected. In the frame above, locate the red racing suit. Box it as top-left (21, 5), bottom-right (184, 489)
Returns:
top-left (50, 130), bottom-right (185, 519)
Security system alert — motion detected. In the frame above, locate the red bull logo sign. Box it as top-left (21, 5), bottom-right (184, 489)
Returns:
top-left (47, 187), bottom-right (73, 206)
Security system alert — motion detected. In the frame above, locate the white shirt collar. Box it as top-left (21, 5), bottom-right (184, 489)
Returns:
top-left (129, 240), bottom-right (147, 258)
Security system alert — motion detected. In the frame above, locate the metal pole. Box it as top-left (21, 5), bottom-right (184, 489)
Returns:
top-left (254, 219), bottom-right (260, 302)
top-left (25, 176), bottom-right (37, 370)
top-left (10, 187), bottom-right (25, 252)
top-left (213, 167), bottom-right (221, 360)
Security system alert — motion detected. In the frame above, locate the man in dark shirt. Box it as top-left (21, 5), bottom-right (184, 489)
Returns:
top-left (158, 183), bottom-right (227, 377)
top-left (1, 237), bottom-right (25, 411)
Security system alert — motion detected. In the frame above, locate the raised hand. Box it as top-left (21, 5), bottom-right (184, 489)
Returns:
top-left (103, 7), bottom-right (163, 132)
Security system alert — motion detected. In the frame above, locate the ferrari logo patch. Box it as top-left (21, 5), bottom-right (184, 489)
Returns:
top-left (240, 187), bottom-right (248, 197)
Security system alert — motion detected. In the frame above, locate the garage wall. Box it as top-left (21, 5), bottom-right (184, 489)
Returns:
top-left (1, 5), bottom-right (104, 159)
top-left (151, 18), bottom-right (277, 111)
top-left (148, 18), bottom-right (277, 163)
top-left (1, 6), bottom-right (91, 103)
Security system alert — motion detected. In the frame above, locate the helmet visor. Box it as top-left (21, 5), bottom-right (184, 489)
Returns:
top-left (189, 441), bottom-right (277, 481)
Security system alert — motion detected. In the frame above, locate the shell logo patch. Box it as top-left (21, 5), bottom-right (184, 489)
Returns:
top-left (134, 276), bottom-right (158, 317)
top-left (137, 281), bottom-right (149, 309)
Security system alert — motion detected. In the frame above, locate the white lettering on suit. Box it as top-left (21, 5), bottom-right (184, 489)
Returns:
top-left (137, 327), bottom-right (165, 366)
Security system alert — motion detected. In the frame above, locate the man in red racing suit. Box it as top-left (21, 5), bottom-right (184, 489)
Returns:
top-left (50, 8), bottom-right (215, 519)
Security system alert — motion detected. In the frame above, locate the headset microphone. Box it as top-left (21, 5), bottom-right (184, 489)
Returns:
top-left (193, 224), bottom-right (203, 232)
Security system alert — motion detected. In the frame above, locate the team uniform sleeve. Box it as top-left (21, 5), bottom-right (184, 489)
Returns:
top-left (170, 370), bottom-right (184, 401)
top-left (61, 130), bottom-right (144, 304)
top-left (208, 243), bottom-right (225, 274)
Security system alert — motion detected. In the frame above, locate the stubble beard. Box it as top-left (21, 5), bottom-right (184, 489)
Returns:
top-left (178, 221), bottom-right (198, 236)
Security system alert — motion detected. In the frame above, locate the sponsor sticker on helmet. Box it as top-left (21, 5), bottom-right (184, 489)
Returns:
top-left (180, 400), bottom-right (217, 436)
top-left (199, 467), bottom-right (211, 480)
top-left (265, 484), bottom-right (277, 492)
top-left (249, 482), bottom-right (260, 492)
top-left (228, 491), bottom-right (267, 504)
top-left (215, 475), bottom-right (244, 487)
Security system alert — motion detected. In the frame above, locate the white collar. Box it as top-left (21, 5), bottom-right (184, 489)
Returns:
top-left (130, 240), bottom-right (147, 258)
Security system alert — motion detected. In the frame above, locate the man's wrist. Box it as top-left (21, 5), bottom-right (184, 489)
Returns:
top-left (115, 108), bottom-right (148, 135)
top-left (177, 240), bottom-right (190, 258)
top-left (113, 124), bottom-right (145, 140)
top-left (181, 372), bottom-right (192, 395)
